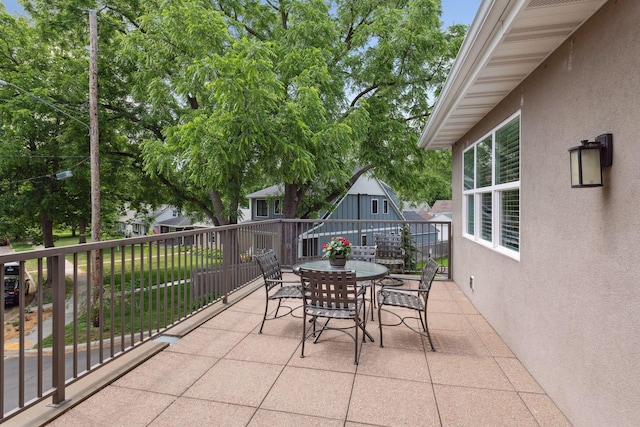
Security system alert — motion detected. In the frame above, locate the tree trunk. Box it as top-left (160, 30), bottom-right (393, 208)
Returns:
top-left (41, 213), bottom-right (55, 248)
top-left (41, 213), bottom-right (55, 285)
top-left (283, 183), bottom-right (304, 219)
top-left (78, 218), bottom-right (87, 244)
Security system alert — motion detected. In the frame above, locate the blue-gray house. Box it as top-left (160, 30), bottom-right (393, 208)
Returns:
top-left (246, 174), bottom-right (439, 260)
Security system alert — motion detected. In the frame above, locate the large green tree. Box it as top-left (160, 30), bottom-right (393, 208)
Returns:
top-left (5, 0), bottom-right (463, 233)
top-left (0, 9), bottom-right (89, 246)
top-left (124, 0), bottom-right (463, 221)
top-left (0, 5), bottom-right (164, 246)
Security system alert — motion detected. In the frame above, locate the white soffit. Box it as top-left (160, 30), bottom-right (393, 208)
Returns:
top-left (419, 0), bottom-right (609, 150)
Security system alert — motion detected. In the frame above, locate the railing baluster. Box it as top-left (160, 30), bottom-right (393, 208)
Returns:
top-left (85, 250), bottom-right (91, 373)
top-left (52, 255), bottom-right (66, 405)
top-left (120, 245), bottom-right (126, 353)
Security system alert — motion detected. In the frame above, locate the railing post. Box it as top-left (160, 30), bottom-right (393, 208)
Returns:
top-left (221, 229), bottom-right (229, 304)
top-left (51, 255), bottom-right (66, 405)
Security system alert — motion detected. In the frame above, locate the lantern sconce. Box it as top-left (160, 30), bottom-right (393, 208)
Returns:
top-left (568, 133), bottom-right (613, 188)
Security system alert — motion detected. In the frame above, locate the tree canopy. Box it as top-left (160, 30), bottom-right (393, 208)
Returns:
top-left (0, 0), bottom-right (464, 242)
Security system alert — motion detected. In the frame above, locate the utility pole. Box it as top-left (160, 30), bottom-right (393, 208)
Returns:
top-left (89, 9), bottom-right (102, 326)
top-left (89, 10), bottom-right (100, 244)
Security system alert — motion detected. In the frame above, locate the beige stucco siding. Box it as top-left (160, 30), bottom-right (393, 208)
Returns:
top-left (450, 1), bottom-right (640, 426)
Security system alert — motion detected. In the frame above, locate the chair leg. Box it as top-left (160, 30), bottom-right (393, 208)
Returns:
top-left (354, 316), bottom-right (359, 365)
top-left (273, 299), bottom-right (283, 319)
top-left (421, 310), bottom-right (435, 352)
top-left (377, 302), bottom-right (384, 348)
top-left (369, 284), bottom-right (375, 321)
top-left (259, 298), bottom-right (270, 334)
top-left (301, 310), bottom-right (307, 358)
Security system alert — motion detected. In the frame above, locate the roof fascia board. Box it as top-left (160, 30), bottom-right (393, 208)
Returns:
top-left (419, 0), bottom-right (526, 149)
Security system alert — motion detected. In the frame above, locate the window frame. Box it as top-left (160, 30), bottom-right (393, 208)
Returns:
top-left (383, 199), bottom-right (389, 214)
top-left (371, 199), bottom-right (379, 215)
top-left (462, 111), bottom-right (520, 260)
top-left (256, 199), bottom-right (268, 217)
top-left (274, 199), bottom-right (283, 215)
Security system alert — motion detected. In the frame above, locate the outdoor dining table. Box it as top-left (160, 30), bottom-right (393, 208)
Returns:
top-left (291, 259), bottom-right (388, 342)
top-left (291, 259), bottom-right (389, 281)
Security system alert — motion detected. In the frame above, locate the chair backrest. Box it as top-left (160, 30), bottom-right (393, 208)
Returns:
top-left (253, 250), bottom-right (283, 291)
top-left (374, 234), bottom-right (404, 259)
top-left (419, 257), bottom-right (440, 300)
top-left (350, 245), bottom-right (377, 263)
top-left (299, 268), bottom-right (358, 310)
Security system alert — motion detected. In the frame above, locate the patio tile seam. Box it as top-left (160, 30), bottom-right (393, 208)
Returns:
top-left (221, 354), bottom-right (291, 366)
top-left (353, 371), bottom-right (434, 386)
top-left (106, 381), bottom-right (192, 398)
top-left (169, 393), bottom-right (264, 411)
top-left (252, 408), bottom-right (345, 425)
top-left (430, 381), bottom-right (517, 393)
top-left (494, 357), bottom-right (546, 394)
top-left (424, 348), bottom-right (445, 427)
top-left (514, 391), bottom-right (548, 426)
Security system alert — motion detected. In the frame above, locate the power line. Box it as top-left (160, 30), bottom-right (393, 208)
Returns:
top-left (0, 79), bottom-right (91, 131)
top-left (3, 155), bottom-right (87, 159)
top-left (0, 157), bottom-right (89, 187)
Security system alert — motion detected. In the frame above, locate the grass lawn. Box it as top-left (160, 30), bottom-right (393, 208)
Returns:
top-left (18, 229), bottom-right (224, 346)
top-left (41, 280), bottom-right (216, 347)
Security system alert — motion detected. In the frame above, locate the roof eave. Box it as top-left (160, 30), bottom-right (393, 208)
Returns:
top-left (419, 0), bottom-right (609, 151)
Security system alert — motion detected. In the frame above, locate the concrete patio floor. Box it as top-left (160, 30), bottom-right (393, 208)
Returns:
top-left (35, 276), bottom-right (571, 426)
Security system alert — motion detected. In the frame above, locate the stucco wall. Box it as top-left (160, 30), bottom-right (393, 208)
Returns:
top-left (450, 1), bottom-right (640, 426)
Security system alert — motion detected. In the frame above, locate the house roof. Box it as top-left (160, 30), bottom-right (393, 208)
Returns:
top-left (246, 185), bottom-right (283, 199)
top-left (430, 200), bottom-right (453, 215)
top-left (403, 211), bottom-right (439, 235)
top-left (155, 216), bottom-right (195, 228)
top-left (419, 0), bottom-right (608, 150)
top-left (325, 173), bottom-right (405, 220)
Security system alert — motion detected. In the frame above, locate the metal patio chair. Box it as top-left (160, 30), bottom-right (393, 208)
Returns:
top-left (350, 245), bottom-right (378, 320)
top-left (374, 234), bottom-right (405, 273)
top-left (376, 257), bottom-right (440, 351)
top-left (299, 268), bottom-right (366, 365)
top-left (254, 250), bottom-right (303, 334)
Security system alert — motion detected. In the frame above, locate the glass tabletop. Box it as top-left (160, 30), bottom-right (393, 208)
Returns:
top-left (292, 259), bottom-right (388, 281)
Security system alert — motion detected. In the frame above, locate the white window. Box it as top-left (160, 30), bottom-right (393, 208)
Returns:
top-left (383, 199), bottom-right (388, 214)
top-left (372, 199), bottom-right (379, 214)
top-left (462, 112), bottom-right (520, 259)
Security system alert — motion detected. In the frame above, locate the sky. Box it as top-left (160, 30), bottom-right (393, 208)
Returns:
top-left (2, 0), bottom-right (482, 27)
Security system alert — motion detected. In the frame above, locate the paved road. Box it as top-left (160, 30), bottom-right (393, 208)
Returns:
top-left (2, 347), bottom-right (109, 414)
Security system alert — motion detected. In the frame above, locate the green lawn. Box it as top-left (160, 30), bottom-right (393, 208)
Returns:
top-left (20, 229), bottom-right (225, 346)
top-left (41, 280), bottom-right (216, 347)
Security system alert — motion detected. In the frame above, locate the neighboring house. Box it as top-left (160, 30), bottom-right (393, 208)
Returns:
top-left (116, 209), bottom-right (152, 237)
top-left (245, 185), bottom-right (285, 221)
top-left (428, 200), bottom-right (452, 217)
top-left (403, 202), bottom-right (431, 219)
top-left (116, 206), bottom-right (212, 241)
top-left (247, 174), bottom-right (439, 258)
top-left (419, 1), bottom-right (638, 426)
top-left (427, 212), bottom-right (452, 247)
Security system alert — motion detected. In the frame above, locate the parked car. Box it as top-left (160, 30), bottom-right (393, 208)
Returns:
top-left (0, 236), bottom-right (8, 246)
top-left (3, 262), bottom-right (29, 306)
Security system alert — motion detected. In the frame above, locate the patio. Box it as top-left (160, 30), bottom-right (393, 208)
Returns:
top-left (14, 275), bottom-right (571, 426)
